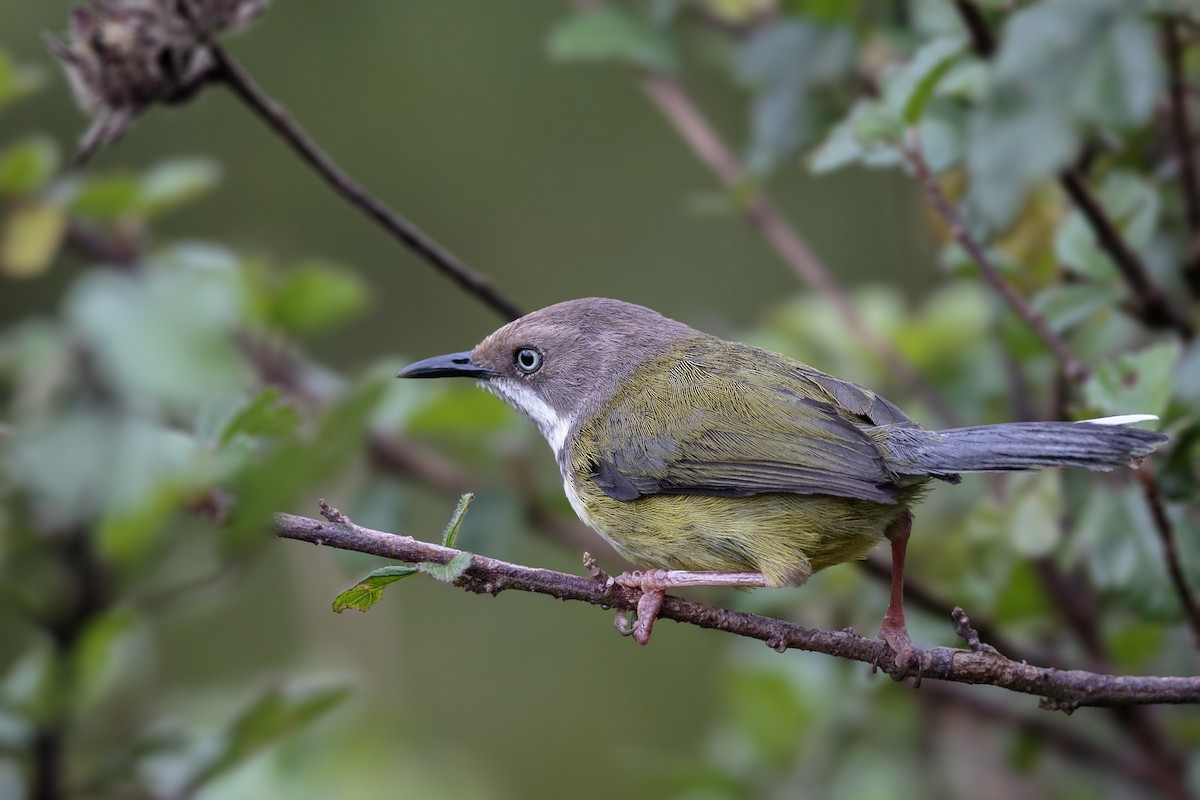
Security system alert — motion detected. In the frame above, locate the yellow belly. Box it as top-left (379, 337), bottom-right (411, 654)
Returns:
top-left (566, 478), bottom-right (918, 588)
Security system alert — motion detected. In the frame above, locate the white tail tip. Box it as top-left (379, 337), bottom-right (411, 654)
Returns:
top-left (1076, 414), bottom-right (1159, 426)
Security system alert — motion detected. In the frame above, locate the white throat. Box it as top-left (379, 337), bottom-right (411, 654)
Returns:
top-left (483, 379), bottom-right (572, 457)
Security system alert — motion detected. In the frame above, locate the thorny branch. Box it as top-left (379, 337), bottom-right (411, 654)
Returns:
top-left (275, 507), bottom-right (1200, 711)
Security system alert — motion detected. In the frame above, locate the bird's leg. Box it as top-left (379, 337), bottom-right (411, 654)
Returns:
top-left (613, 569), bottom-right (768, 645)
top-left (878, 511), bottom-right (918, 676)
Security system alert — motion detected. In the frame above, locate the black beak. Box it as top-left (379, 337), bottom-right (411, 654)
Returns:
top-left (396, 351), bottom-right (497, 379)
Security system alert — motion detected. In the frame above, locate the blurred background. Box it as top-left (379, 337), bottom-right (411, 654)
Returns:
top-left (1, 1), bottom-right (1198, 798)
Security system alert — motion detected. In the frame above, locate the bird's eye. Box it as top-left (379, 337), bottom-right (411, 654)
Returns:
top-left (514, 347), bottom-right (543, 374)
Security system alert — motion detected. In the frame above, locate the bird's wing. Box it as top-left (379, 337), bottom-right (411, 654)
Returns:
top-left (578, 341), bottom-right (914, 505)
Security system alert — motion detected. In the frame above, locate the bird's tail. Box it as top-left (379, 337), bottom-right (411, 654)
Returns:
top-left (881, 415), bottom-right (1168, 479)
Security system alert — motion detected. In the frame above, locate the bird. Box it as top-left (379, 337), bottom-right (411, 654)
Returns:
top-left (398, 298), bottom-right (1168, 666)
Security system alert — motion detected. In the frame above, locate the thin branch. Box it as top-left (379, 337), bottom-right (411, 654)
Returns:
top-left (1163, 18), bottom-right (1200, 240)
top-left (952, 0), bottom-right (996, 57)
top-left (635, 72), bottom-right (959, 425)
top-left (1164, 17), bottom-right (1200, 298)
top-left (206, 44), bottom-right (523, 322)
top-left (1135, 467), bottom-right (1200, 647)
top-left (1059, 170), bottom-right (1194, 337)
top-left (275, 509), bottom-right (1200, 709)
top-left (904, 130), bottom-right (1090, 382)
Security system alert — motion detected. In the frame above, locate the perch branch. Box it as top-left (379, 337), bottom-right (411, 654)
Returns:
top-left (207, 44), bottom-right (522, 322)
top-left (275, 508), bottom-right (1200, 710)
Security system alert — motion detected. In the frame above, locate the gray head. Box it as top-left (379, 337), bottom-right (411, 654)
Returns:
top-left (398, 298), bottom-right (696, 454)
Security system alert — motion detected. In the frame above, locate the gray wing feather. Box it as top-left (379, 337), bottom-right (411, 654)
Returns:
top-left (586, 344), bottom-right (908, 505)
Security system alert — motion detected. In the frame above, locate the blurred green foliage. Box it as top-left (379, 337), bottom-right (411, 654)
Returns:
top-left (2, 0), bottom-right (1200, 798)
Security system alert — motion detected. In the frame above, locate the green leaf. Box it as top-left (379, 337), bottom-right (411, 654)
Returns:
top-left (0, 203), bottom-right (66, 278)
top-left (70, 175), bottom-right (143, 221)
top-left (1008, 471), bottom-right (1062, 558)
top-left (269, 261), bottom-right (369, 335)
top-left (218, 389), bottom-right (300, 445)
top-left (546, 9), bottom-right (676, 72)
top-left (728, 670), bottom-right (812, 770)
top-left (332, 566), bottom-right (419, 613)
top-left (883, 37), bottom-right (965, 125)
top-left (70, 608), bottom-right (136, 706)
top-left (0, 137), bottom-right (60, 196)
top-left (186, 686), bottom-right (349, 792)
top-left (0, 53), bottom-right (46, 110)
top-left (1083, 342), bottom-right (1180, 418)
top-left (66, 263), bottom-right (251, 412)
top-left (420, 552), bottom-right (472, 583)
top-left (224, 377), bottom-right (387, 548)
top-left (1031, 283), bottom-right (1122, 332)
top-left (737, 20), bottom-right (854, 172)
top-left (966, 0), bottom-right (1163, 227)
top-left (138, 159), bottom-right (221, 217)
top-left (441, 492), bottom-right (474, 547)
top-left (992, 561), bottom-right (1052, 623)
top-left (808, 102), bottom-right (903, 174)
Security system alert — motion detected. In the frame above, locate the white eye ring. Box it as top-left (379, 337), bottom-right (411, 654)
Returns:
top-left (514, 347), bottom-right (543, 374)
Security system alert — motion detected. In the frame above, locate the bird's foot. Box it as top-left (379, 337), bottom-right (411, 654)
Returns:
top-left (878, 619), bottom-right (923, 684)
top-left (613, 570), bottom-right (669, 645)
top-left (611, 569), bottom-right (769, 646)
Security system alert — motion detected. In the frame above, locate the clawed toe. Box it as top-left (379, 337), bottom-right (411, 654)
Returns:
top-left (879, 624), bottom-right (923, 683)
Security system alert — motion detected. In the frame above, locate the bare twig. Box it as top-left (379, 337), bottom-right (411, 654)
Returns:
top-left (636, 72), bottom-right (959, 425)
top-left (904, 130), bottom-right (1090, 382)
top-left (275, 509), bottom-right (1200, 709)
top-left (206, 44), bottom-right (523, 322)
top-left (1135, 468), bottom-right (1200, 647)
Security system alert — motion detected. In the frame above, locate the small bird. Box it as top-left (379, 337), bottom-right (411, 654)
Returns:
top-left (399, 298), bottom-right (1167, 664)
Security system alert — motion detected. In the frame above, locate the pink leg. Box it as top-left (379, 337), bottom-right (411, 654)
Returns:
top-left (613, 569), bottom-right (768, 645)
top-left (878, 512), bottom-right (918, 674)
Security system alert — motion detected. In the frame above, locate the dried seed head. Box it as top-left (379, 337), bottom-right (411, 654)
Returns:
top-left (44, 0), bottom-right (268, 163)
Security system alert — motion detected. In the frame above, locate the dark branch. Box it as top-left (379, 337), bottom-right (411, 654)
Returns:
top-left (905, 131), bottom-right (1090, 382)
top-left (952, 0), bottom-right (996, 57)
top-left (1058, 170), bottom-right (1194, 337)
top-left (1163, 17), bottom-right (1200, 298)
top-left (207, 45), bottom-right (523, 322)
top-left (275, 509), bottom-right (1200, 709)
top-left (1163, 19), bottom-right (1200, 240)
top-left (1135, 468), bottom-right (1200, 647)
